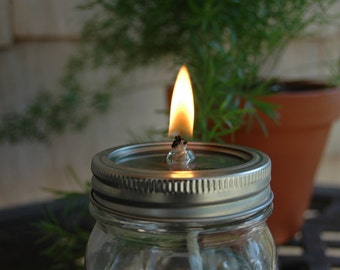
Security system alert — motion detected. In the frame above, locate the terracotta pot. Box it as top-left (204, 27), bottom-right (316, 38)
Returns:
top-left (223, 83), bottom-right (340, 244)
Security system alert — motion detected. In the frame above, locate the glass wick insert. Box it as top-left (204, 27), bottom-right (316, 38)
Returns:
top-left (166, 135), bottom-right (195, 170)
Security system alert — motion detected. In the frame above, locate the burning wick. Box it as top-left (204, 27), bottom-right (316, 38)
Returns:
top-left (166, 135), bottom-right (195, 169)
top-left (167, 65), bottom-right (195, 170)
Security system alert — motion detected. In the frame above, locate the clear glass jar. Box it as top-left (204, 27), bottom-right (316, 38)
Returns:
top-left (86, 204), bottom-right (276, 269)
top-left (86, 142), bottom-right (277, 269)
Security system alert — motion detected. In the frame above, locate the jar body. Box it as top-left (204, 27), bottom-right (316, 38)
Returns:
top-left (86, 205), bottom-right (277, 270)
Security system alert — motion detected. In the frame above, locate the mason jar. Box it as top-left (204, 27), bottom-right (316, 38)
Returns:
top-left (85, 142), bottom-right (277, 269)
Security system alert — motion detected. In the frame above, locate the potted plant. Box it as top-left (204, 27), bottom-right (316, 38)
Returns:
top-left (75, 0), bottom-right (339, 244)
top-left (2, 0), bottom-right (339, 246)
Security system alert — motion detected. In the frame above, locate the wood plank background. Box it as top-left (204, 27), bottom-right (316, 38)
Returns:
top-left (0, 0), bottom-right (339, 209)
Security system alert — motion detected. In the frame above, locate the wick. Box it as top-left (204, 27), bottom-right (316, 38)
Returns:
top-left (187, 231), bottom-right (203, 270)
top-left (171, 135), bottom-right (187, 149)
top-left (166, 135), bottom-right (195, 169)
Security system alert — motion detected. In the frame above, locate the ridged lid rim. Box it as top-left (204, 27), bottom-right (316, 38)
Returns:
top-left (90, 142), bottom-right (272, 222)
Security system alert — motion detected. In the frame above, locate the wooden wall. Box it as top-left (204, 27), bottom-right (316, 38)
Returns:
top-left (0, 0), bottom-right (339, 208)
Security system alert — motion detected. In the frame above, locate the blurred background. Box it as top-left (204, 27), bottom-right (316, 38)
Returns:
top-left (0, 0), bottom-right (339, 210)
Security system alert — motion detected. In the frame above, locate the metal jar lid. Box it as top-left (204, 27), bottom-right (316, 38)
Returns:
top-left (90, 142), bottom-right (272, 223)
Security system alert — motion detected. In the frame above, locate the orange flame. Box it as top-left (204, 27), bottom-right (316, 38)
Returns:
top-left (168, 65), bottom-right (194, 138)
